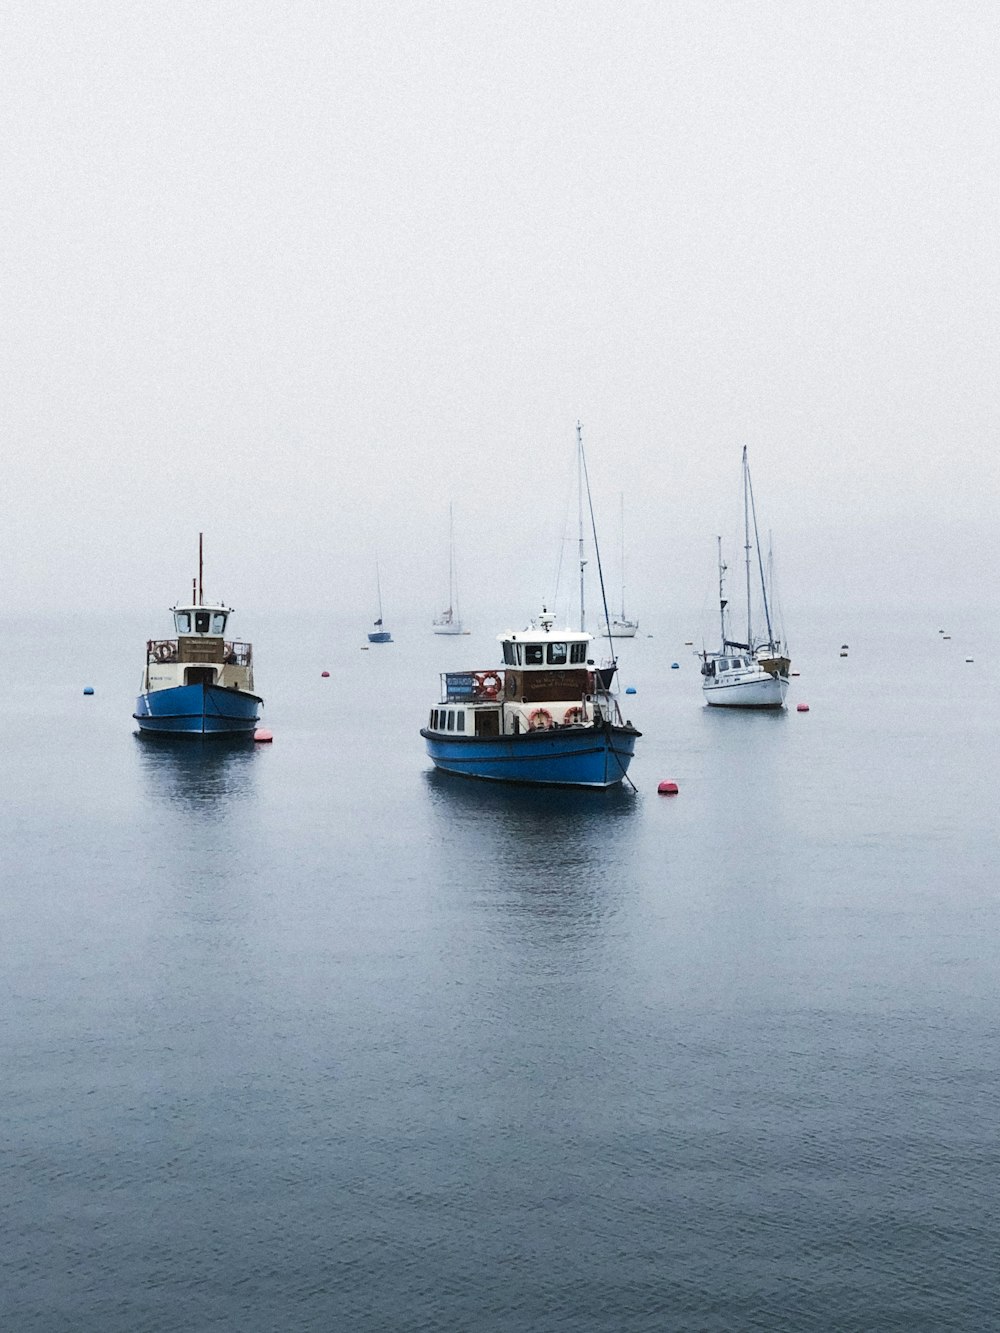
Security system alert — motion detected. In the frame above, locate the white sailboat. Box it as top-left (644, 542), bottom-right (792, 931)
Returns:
top-left (700, 448), bottom-right (789, 708)
top-left (368, 560), bottom-right (392, 643)
top-left (602, 492), bottom-right (638, 638)
top-left (433, 503), bottom-right (464, 635)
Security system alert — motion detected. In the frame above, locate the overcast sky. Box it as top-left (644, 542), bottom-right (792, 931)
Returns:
top-left (2, 1), bottom-right (997, 625)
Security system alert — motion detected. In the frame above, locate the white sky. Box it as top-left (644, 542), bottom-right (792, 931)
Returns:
top-left (2, 1), bottom-right (997, 622)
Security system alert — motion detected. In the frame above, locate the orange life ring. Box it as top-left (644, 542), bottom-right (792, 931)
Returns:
top-left (563, 705), bottom-right (584, 725)
top-left (527, 707), bottom-right (553, 730)
top-left (475, 671), bottom-right (502, 699)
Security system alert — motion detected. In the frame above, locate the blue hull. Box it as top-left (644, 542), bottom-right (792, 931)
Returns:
top-left (134, 683), bottom-right (262, 736)
top-left (420, 725), bottom-right (639, 788)
top-left (368, 631), bottom-right (392, 643)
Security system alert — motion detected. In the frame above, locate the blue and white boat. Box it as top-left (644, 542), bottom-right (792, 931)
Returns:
top-left (134, 538), bottom-right (262, 737)
top-left (421, 607), bottom-right (640, 787)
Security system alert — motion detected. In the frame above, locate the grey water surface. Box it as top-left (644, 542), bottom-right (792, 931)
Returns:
top-left (3, 613), bottom-right (997, 1331)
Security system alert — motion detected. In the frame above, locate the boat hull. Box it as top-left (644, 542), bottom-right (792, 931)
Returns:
top-left (602, 621), bottom-right (638, 638)
top-left (368, 631), bottom-right (392, 643)
top-left (703, 672), bottom-right (788, 709)
top-left (420, 724), bottom-right (640, 788)
top-left (432, 622), bottom-right (463, 635)
top-left (134, 683), bottom-right (262, 735)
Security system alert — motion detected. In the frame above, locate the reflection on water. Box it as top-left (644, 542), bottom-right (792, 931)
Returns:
top-left (134, 732), bottom-right (260, 809)
top-left (422, 768), bottom-right (639, 937)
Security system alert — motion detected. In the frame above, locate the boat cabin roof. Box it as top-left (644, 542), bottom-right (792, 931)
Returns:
top-left (496, 607), bottom-right (591, 648)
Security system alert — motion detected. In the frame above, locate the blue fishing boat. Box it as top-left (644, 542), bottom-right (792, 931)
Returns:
top-left (134, 536), bottom-right (262, 737)
top-left (420, 607), bottom-right (639, 787)
top-left (421, 423), bottom-right (640, 788)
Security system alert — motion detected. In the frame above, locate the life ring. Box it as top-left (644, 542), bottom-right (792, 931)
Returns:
top-left (154, 642), bottom-right (176, 663)
top-left (475, 671), bottom-right (502, 700)
top-left (527, 707), bottom-right (553, 730)
top-left (563, 705), bottom-right (584, 725)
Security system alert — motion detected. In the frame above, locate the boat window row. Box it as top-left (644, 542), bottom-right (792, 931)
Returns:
top-left (719, 657), bottom-right (750, 672)
top-left (430, 708), bottom-right (466, 732)
top-left (502, 642), bottom-right (587, 666)
top-left (175, 610), bottom-right (228, 635)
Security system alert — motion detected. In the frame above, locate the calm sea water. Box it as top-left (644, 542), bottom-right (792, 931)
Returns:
top-left (3, 611), bottom-right (997, 1331)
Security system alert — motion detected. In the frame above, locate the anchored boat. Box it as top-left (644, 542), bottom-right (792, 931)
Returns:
top-left (700, 447), bottom-right (790, 709)
top-left (421, 607), bottom-right (640, 787)
top-left (432, 502), bottom-right (464, 635)
top-left (134, 536), bottom-right (262, 736)
top-left (368, 559), bottom-right (393, 643)
top-left (422, 423), bottom-right (640, 787)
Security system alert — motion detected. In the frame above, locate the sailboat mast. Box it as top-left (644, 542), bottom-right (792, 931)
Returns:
top-left (375, 559), bottom-right (383, 621)
top-left (577, 421), bottom-right (586, 631)
top-left (447, 502), bottom-right (454, 616)
top-left (619, 492), bottom-right (626, 620)
top-left (742, 447), bottom-right (752, 650)
top-left (198, 532), bottom-right (203, 606)
top-left (718, 535), bottom-right (727, 647)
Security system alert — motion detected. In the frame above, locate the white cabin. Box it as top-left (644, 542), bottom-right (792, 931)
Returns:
top-left (142, 601), bottom-right (255, 695)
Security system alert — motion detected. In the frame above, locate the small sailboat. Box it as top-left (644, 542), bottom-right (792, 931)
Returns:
top-left (368, 561), bottom-right (392, 643)
top-left (602, 492), bottom-right (638, 638)
top-left (433, 503), bottom-right (464, 635)
top-left (421, 424), bottom-right (640, 787)
top-left (134, 535), bottom-right (262, 736)
top-left (700, 448), bottom-right (790, 709)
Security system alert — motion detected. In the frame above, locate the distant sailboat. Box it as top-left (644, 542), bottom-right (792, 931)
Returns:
top-left (602, 492), bottom-right (638, 638)
top-left (368, 561), bottom-right (392, 643)
top-left (699, 448), bottom-right (789, 708)
top-left (433, 503), bottom-right (464, 635)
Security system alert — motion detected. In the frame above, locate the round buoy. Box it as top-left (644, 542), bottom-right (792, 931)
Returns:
top-left (254, 729), bottom-right (273, 743)
top-left (657, 780), bottom-right (679, 795)
top-left (670, 662), bottom-right (680, 669)
top-left (797, 703), bottom-right (810, 712)
top-left (83, 686), bottom-right (94, 695)
top-left (625, 686), bottom-right (637, 694)
top-left (321, 670), bottom-right (330, 678)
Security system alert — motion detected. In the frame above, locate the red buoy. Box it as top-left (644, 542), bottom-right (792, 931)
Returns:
top-left (254, 729), bottom-right (273, 742)
top-left (657, 780), bottom-right (679, 795)
top-left (321, 670), bottom-right (330, 678)
top-left (796, 703), bottom-right (809, 712)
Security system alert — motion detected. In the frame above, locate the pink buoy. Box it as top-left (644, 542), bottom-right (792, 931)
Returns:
top-left (254, 729), bottom-right (273, 742)
top-left (321, 670), bottom-right (330, 678)
top-left (657, 780), bottom-right (679, 795)
top-left (796, 703), bottom-right (810, 712)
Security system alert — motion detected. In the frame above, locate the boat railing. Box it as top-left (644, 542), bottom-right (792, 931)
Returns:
top-left (146, 639), bottom-right (253, 667)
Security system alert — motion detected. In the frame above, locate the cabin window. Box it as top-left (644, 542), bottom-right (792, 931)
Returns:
top-left (502, 642), bottom-right (516, 666)
top-left (447, 711), bottom-right (455, 731)
top-left (547, 643), bottom-right (567, 665)
top-left (456, 713), bottom-right (465, 732)
top-left (211, 612), bottom-right (227, 634)
top-left (174, 612), bottom-right (191, 633)
top-left (525, 644), bottom-right (544, 665)
top-left (719, 659), bottom-right (729, 672)
top-left (570, 643), bottom-right (586, 663)
top-left (194, 610), bottom-right (211, 633)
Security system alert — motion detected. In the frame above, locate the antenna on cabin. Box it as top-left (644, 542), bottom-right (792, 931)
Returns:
top-left (198, 532), bottom-right (204, 606)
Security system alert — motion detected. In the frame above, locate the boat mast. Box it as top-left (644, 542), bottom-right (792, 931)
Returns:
top-left (447, 503), bottom-right (454, 618)
top-left (742, 447), bottom-right (753, 650)
top-left (375, 558), bottom-right (383, 623)
top-left (619, 492), bottom-right (626, 621)
top-left (717, 535), bottom-right (728, 648)
top-left (198, 532), bottom-right (204, 606)
top-left (577, 422), bottom-right (586, 631)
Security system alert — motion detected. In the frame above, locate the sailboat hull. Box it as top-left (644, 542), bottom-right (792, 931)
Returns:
top-left (368, 631), bottom-right (392, 643)
top-left (420, 725), bottom-right (639, 788)
top-left (703, 672), bottom-right (788, 709)
top-left (601, 620), bottom-right (638, 638)
top-left (432, 622), bottom-right (463, 636)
